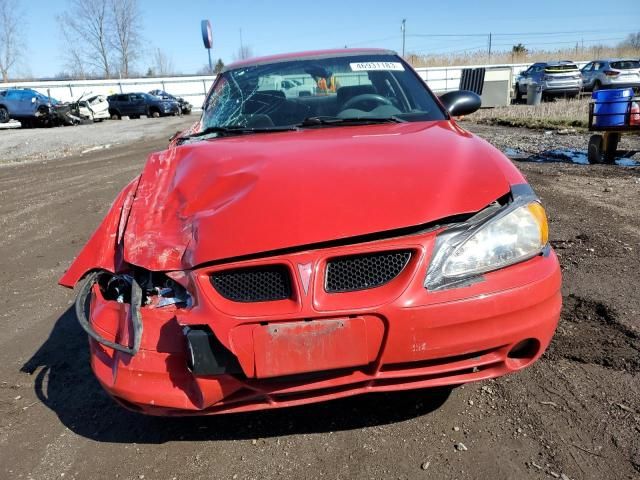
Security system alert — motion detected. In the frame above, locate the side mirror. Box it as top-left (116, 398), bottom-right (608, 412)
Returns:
top-left (439, 90), bottom-right (481, 117)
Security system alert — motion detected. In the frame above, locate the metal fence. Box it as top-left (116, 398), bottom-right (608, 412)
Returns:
top-left (0, 61), bottom-right (589, 110)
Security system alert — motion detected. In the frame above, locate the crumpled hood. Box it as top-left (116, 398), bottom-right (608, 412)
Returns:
top-left (120, 120), bottom-right (516, 271)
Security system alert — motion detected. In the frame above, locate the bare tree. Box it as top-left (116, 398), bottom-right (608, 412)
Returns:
top-left (111, 0), bottom-right (142, 77)
top-left (619, 32), bottom-right (640, 50)
top-left (0, 0), bottom-right (25, 83)
top-left (60, 25), bottom-right (87, 79)
top-left (151, 48), bottom-right (174, 77)
top-left (58, 0), bottom-right (113, 78)
top-left (234, 45), bottom-right (254, 61)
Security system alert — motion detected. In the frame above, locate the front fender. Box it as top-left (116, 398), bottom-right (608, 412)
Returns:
top-left (59, 176), bottom-right (141, 288)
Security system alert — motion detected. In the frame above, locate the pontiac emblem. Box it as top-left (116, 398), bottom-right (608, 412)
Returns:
top-left (297, 262), bottom-right (312, 295)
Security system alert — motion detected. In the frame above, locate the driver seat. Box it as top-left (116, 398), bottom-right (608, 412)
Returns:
top-left (336, 85), bottom-right (376, 109)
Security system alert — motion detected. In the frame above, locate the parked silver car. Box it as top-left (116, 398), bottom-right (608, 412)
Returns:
top-left (514, 61), bottom-right (582, 101)
top-left (581, 59), bottom-right (640, 91)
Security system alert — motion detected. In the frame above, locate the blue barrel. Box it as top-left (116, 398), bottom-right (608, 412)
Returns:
top-left (592, 88), bottom-right (633, 127)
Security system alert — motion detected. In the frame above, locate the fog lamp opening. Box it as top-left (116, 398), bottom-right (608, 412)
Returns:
top-left (506, 338), bottom-right (541, 369)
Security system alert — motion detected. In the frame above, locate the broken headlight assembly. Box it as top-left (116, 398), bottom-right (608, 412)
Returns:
top-left (425, 193), bottom-right (549, 290)
top-left (75, 268), bottom-right (192, 355)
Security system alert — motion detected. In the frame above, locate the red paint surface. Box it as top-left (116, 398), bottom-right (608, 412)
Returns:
top-left (61, 120), bottom-right (521, 286)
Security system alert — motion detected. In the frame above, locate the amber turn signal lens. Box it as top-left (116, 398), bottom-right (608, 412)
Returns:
top-left (527, 202), bottom-right (549, 246)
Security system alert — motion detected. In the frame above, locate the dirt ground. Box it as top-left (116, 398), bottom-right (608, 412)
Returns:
top-left (0, 120), bottom-right (638, 480)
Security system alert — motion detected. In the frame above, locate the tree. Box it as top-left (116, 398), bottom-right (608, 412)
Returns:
top-left (58, 0), bottom-right (143, 79)
top-left (58, 0), bottom-right (113, 78)
top-left (151, 48), bottom-right (174, 77)
top-left (214, 58), bottom-right (224, 74)
top-left (0, 0), bottom-right (25, 83)
top-left (110, 0), bottom-right (142, 77)
top-left (512, 43), bottom-right (527, 55)
top-left (234, 45), bottom-right (253, 61)
top-left (619, 32), bottom-right (640, 50)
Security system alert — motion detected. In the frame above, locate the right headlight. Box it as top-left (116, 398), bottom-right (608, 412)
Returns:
top-left (425, 199), bottom-right (549, 290)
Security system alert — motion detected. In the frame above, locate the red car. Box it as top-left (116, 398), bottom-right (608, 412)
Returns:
top-left (60, 49), bottom-right (561, 415)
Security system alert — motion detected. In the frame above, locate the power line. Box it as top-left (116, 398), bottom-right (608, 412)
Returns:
top-left (406, 28), bottom-right (633, 38)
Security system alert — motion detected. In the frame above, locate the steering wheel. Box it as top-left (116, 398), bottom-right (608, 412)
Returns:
top-left (341, 93), bottom-right (392, 112)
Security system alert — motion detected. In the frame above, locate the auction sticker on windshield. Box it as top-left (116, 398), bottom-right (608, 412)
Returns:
top-left (350, 62), bottom-right (405, 71)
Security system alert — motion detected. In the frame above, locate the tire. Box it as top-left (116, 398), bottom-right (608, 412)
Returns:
top-left (110, 110), bottom-right (121, 120)
top-left (149, 109), bottom-right (160, 118)
top-left (0, 106), bottom-right (9, 123)
top-left (603, 133), bottom-right (620, 164)
top-left (588, 134), bottom-right (604, 164)
top-left (513, 84), bottom-right (523, 103)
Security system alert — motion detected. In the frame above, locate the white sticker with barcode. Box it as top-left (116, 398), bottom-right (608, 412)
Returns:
top-left (349, 62), bottom-right (405, 72)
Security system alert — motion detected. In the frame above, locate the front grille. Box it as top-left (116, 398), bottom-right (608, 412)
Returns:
top-left (210, 265), bottom-right (291, 302)
top-left (325, 250), bottom-right (412, 293)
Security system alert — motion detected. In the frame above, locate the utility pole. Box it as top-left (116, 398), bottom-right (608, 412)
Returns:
top-left (488, 32), bottom-right (492, 63)
top-left (401, 19), bottom-right (406, 58)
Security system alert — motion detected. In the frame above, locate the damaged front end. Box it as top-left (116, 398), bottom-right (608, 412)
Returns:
top-left (74, 269), bottom-right (191, 355)
top-left (35, 103), bottom-right (80, 127)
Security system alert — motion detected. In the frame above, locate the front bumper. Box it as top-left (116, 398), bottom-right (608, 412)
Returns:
top-left (85, 231), bottom-right (561, 416)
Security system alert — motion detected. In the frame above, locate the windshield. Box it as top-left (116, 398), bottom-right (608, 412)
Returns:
top-left (201, 54), bottom-right (446, 129)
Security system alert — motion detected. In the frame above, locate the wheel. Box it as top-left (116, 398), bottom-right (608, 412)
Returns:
top-left (0, 106), bottom-right (9, 123)
top-left (513, 84), bottom-right (523, 103)
top-left (150, 109), bottom-right (160, 118)
top-left (603, 132), bottom-right (620, 164)
top-left (110, 110), bottom-right (121, 120)
top-left (588, 134), bottom-right (604, 164)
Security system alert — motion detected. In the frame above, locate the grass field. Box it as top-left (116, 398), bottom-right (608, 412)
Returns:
top-left (467, 98), bottom-right (590, 129)
top-left (406, 45), bottom-right (640, 68)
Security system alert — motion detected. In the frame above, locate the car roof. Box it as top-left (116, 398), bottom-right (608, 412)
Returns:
top-left (593, 58), bottom-right (638, 62)
top-left (535, 60), bottom-right (576, 66)
top-left (224, 48), bottom-right (397, 71)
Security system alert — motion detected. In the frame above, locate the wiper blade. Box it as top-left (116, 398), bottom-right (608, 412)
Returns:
top-left (177, 125), bottom-right (297, 144)
top-left (297, 116), bottom-right (407, 127)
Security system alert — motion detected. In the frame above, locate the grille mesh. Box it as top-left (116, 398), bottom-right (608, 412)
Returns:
top-left (210, 265), bottom-right (291, 302)
top-left (325, 250), bottom-right (412, 293)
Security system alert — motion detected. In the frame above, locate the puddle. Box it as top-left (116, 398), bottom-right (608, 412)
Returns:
top-left (502, 148), bottom-right (640, 166)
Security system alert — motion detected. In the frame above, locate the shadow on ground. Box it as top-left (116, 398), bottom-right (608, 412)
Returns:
top-left (21, 305), bottom-right (451, 444)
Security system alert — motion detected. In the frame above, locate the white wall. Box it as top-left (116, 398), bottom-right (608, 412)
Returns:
top-left (1, 61), bottom-right (589, 110)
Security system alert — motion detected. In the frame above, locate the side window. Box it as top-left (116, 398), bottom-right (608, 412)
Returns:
top-left (593, 62), bottom-right (603, 71)
top-left (582, 62), bottom-right (593, 72)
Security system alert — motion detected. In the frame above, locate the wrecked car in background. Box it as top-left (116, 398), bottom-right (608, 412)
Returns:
top-left (149, 89), bottom-right (192, 114)
top-left (72, 94), bottom-right (110, 122)
top-left (0, 88), bottom-right (80, 127)
top-left (61, 49), bottom-right (561, 416)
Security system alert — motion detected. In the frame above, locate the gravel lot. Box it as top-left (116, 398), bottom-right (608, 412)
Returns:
top-left (0, 116), bottom-right (195, 165)
top-left (0, 119), bottom-right (638, 480)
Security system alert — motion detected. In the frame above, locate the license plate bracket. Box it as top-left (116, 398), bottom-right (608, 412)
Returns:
top-left (252, 318), bottom-right (370, 378)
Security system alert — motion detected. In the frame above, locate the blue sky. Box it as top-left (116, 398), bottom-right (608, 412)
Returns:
top-left (21, 0), bottom-right (640, 77)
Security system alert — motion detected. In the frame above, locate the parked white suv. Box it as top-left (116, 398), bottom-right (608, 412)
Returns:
top-left (581, 59), bottom-right (640, 91)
